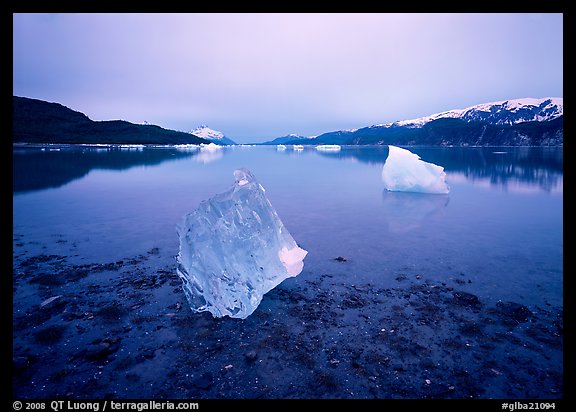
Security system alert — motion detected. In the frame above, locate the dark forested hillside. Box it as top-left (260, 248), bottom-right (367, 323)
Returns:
top-left (291, 117), bottom-right (563, 146)
top-left (13, 96), bottom-right (211, 145)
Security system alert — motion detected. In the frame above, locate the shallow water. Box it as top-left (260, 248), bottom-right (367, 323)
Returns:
top-left (13, 145), bottom-right (563, 308)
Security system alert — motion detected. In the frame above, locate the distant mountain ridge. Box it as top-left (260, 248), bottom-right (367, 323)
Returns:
top-left (14, 96), bottom-right (563, 147)
top-left (268, 97), bottom-right (563, 146)
top-left (380, 97), bottom-right (563, 128)
top-left (261, 134), bottom-right (311, 145)
top-left (13, 96), bottom-right (212, 145)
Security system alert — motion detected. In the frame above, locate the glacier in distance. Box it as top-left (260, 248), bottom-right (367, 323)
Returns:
top-left (176, 168), bottom-right (308, 319)
top-left (382, 145), bottom-right (450, 194)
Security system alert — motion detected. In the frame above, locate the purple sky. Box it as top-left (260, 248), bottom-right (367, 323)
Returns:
top-left (13, 13), bottom-right (563, 143)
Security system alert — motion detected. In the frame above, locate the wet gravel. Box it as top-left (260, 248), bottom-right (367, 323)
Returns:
top-left (12, 245), bottom-right (563, 399)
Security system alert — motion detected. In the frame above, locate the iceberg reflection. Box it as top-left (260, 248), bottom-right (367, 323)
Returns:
top-left (381, 191), bottom-right (449, 233)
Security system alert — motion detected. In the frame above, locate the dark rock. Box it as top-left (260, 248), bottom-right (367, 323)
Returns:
top-left (96, 302), bottom-right (128, 322)
top-left (19, 254), bottom-right (60, 268)
top-left (13, 355), bottom-right (36, 372)
top-left (136, 348), bottom-right (156, 362)
top-left (30, 273), bottom-right (65, 286)
top-left (33, 324), bottom-right (67, 344)
top-left (244, 350), bottom-right (258, 362)
top-left (495, 301), bottom-right (532, 323)
top-left (84, 338), bottom-right (121, 361)
top-left (334, 256), bottom-right (347, 262)
top-left (93, 262), bottom-right (123, 272)
top-left (458, 320), bottom-right (484, 337)
top-left (62, 268), bottom-right (89, 281)
top-left (452, 291), bottom-right (482, 308)
top-left (340, 293), bottom-right (365, 309)
top-left (312, 370), bottom-right (339, 392)
top-left (194, 372), bottom-right (213, 390)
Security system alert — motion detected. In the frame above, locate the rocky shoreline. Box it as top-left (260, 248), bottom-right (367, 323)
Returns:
top-left (13, 243), bottom-right (563, 399)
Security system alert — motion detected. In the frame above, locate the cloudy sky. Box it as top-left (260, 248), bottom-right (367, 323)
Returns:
top-left (13, 13), bottom-right (563, 143)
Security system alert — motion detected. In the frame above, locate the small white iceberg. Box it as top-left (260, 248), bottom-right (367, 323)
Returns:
top-left (382, 145), bottom-right (450, 194)
top-left (200, 142), bottom-right (222, 151)
top-left (276, 144), bottom-right (287, 151)
top-left (293, 145), bottom-right (304, 151)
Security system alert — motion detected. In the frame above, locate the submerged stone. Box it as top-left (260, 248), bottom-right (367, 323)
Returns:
top-left (495, 301), bottom-right (532, 323)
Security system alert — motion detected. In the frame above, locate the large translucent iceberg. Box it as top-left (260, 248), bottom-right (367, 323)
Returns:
top-left (176, 168), bottom-right (308, 319)
top-left (382, 145), bottom-right (450, 194)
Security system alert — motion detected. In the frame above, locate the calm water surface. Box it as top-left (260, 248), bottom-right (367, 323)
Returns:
top-left (13, 145), bottom-right (563, 308)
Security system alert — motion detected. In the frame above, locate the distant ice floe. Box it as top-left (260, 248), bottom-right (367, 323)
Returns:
top-left (316, 144), bottom-right (341, 151)
top-left (293, 145), bottom-right (304, 151)
top-left (382, 145), bottom-right (450, 194)
top-left (174, 144), bottom-right (200, 151)
top-left (277, 144), bottom-right (287, 151)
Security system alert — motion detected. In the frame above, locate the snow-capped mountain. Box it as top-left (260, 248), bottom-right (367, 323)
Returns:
top-left (381, 97), bottom-right (563, 129)
top-left (190, 125), bottom-right (236, 145)
top-left (292, 97), bottom-right (563, 147)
